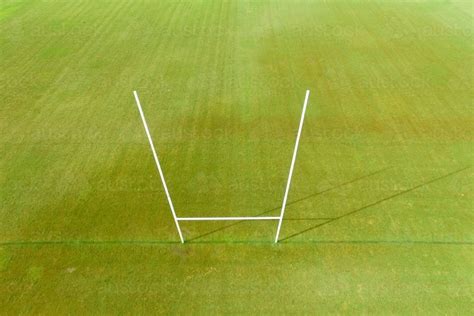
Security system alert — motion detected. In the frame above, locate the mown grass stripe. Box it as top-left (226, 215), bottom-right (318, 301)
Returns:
top-left (0, 239), bottom-right (471, 247)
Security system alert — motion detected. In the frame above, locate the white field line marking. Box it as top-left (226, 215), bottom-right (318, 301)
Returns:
top-left (275, 90), bottom-right (311, 243)
top-left (133, 91), bottom-right (185, 243)
top-left (177, 217), bottom-right (280, 221)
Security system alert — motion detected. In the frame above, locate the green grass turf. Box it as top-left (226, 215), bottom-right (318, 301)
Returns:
top-left (1, 0), bottom-right (473, 313)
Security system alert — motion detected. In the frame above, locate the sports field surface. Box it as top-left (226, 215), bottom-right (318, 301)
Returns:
top-left (1, 0), bottom-right (473, 314)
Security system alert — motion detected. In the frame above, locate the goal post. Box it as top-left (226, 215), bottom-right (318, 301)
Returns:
top-left (275, 90), bottom-right (311, 242)
top-left (133, 91), bottom-right (184, 243)
top-left (132, 90), bottom-right (310, 243)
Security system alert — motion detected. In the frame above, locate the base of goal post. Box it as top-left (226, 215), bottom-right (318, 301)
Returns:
top-left (133, 89), bottom-right (311, 243)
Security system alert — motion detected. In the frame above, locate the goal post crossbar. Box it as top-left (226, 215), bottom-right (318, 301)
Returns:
top-left (132, 90), bottom-right (310, 243)
top-left (177, 216), bottom-right (280, 221)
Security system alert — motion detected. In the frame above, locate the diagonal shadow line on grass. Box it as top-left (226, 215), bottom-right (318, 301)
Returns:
top-left (284, 218), bottom-right (335, 220)
top-left (280, 165), bottom-right (471, 242)
top-left (186, 166), bottom-right (392, 242)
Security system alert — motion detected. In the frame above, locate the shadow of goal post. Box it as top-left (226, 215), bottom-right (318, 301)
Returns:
top-left (132, 90), bottom-right (311, 243)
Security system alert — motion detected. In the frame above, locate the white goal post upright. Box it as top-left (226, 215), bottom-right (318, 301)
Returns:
top-left (274, 90), bottom-right (311, 243)
top-left (133, 91), bottom-right (185, 243)
top-left (132, 90), bottom-right (310, 243)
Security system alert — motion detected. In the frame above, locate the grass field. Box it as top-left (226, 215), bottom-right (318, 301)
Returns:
top-left (1, 0), bottom-right (473, 314)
